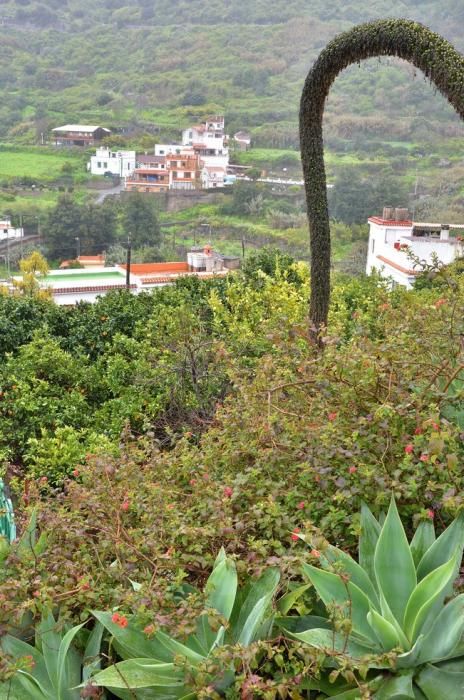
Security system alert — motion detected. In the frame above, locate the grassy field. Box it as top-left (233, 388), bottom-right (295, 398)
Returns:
top-left (0, 147), bottom-right (87, 182)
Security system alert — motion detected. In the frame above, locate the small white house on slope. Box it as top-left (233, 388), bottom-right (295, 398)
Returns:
top-left (366, 208), bottom-right (464, 288)
top-left (88, 148), bottom-right (136, 177)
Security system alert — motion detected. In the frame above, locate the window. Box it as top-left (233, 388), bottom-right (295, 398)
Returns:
top-left (127, 163), bottom-right (131, 169)
top-left (371, 238), bottom-right (375, 253)
top-left (97, 162), bottom-right (102, 168)
top-left (172, 171), bottom-right (177, 178)
top-left (159, 150), bottom-right (165, 154)
top-left (184, 172), bottom-right (191, 178)
top-left (103, 162), bottom-right (108, 168)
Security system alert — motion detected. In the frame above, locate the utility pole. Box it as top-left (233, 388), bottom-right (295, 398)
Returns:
top-left (19, 213), bottom-right (23, 259)
top-left (126, 233), bottom-right (132, 290)
top-left (6, 231), bottom-right (10, 278)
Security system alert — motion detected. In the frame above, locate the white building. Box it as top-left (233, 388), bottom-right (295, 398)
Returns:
top-left (182, 115), bottom-right (229, 169)
top-left (201, 165), bottom-right (226, 189)
top-left (88, 148), bottom-right (136, 177)
top-left (0, 218), bottom-right (23, 241)
top-left (366, 208), bottom-right (464, 288)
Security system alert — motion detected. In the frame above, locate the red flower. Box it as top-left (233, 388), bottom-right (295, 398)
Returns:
top-left (144, 624), bottom-right (155, 636)
top-left (434, 298), bottom-right (447, 308)
top-left (72, 469), bottom-right (79, 477)
top-left (420, 453), bottom-right (429, 462)
top-left (310, 549), bottom-right (321, 558)
top-left (111, 613), bottom-right (128, 628)
top-left (378, 303), bottom-right (390, 311)
top-left (32, 590), bottom-right (40, 598)
top-left (328, 412), bottom-right (337, 422)
top-left (414, 427), bottom-right (423, 435)
top-left (189, 478), bottom-right (196, 486)
top-left (291, 528), bottom-right (301, 541)
top-left (348, 466), bottom-right (357, 474)
top-left (432, 422), bottom-right (440, 431)
top-left (296, 501), bottom-right (305, 510)
top-left (404, 444), bottom-right (414, 454)
top-left (121, 500), bottom-right (130, 511)
top-left (223, 486), bottom-right (233, 498)
top-left (427, 509), bottom-right (435, 520)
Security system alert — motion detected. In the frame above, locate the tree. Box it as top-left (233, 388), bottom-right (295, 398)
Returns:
top-left (329, 167), bottom-right (408, 225)
top-left (12, 251), bottom-right (51, 299)
top-left (121, 192), bottom-right (161, 249)
top-left (45, 195), bottom-right (83, 261)
top-left (300, 19), bottom-right (464, 334)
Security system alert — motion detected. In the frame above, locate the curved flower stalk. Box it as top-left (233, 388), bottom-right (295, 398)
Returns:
top-left (300, 19), bottom-right (464, 333)
top-left (280, 497), bottom-right (464, 698)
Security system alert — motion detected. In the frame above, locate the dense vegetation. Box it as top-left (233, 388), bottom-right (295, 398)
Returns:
top-left (1, 249), bottom-right (464, 695)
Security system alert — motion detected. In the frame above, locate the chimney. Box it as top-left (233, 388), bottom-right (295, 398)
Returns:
top-left (383, 206), bottom-right (394, 220)
top-left (394, 207), bottom-right (409, 221)
top-left (440, 224), bottom-right (450, 241)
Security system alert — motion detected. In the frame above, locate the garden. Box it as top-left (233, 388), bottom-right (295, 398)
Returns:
top-left (0, 244), bottom-right (464, 698)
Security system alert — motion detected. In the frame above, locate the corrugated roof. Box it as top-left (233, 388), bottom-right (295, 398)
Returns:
top-left (52, 125), bottom-right (110, 132)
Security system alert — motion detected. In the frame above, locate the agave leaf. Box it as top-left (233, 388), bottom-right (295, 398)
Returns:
top-left (91, 659), bottom-right (185, 689)
top-left (367, 608), bottom-right (402, 651)
top-left (0, 635), bottom-right (54, 697)
top-left (205, 555), bottom-right (237, 621)
top-left (359, 502), bottom-right (382, 590)
top-left (150, 631), bottom-right (205, 666)
top-left (231, 567), bottom-right (280, 644)
top-left (190, 615), bottom-right (216, 655)
top-left (277, 583), bottom-right (311, 615)
top-left (403, 552), bottom-right (458, 642)
top-left (6, 671), bottom-right (52, 699)
top-left (237, 598), bottom-right (270, 646)
top-left (418, 594), bottom-right (464, 664)
top-left (378, 591), bottom-right (410, 651)
top-left (291, 628), bottom-right (386, 665)
top-left (276, 614), bottom-right (332, 634)
top-left (36, 613), bottom-right (63, 690)
top-left (83, 622), bottom-right (104, 682)
top-left (56, 622), bottom-right (85, 699)
top-left (322, 545), bottom-right (380, 607)
top-left (374, 497), bottom-right (416, 624)
top-left (395, 635), bottom-right (425, 670)
top-left (303, 563), bottom-right (377, 643)
top-left (410, 521), bottom-right (435, 569)
top-left (415, 663), bottom-right (464, 700)
top-left (92, 611), bottom-right (172, 662)
top-left (416, 512), bottom-right (464, 581)
top-left (374, 672), bottom-right (415, 699)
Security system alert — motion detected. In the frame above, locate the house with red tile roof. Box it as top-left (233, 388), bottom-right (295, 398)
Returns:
top-left (366, 207), bottom-right (464, 288)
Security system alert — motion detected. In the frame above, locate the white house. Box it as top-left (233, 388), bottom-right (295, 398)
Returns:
top-left (88, 148), bottom-right (136, 177)
top-left (366, 208), bottom-right (464, 288)
top-left (0, 218), bottom-right (23, 241)
top-left (201, 165), bottom-right (226, 189)
top-left (182, 115), bottom-right (229, 169)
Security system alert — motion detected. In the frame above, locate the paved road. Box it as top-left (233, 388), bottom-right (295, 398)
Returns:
top-left (94, 183), bottom-right (124, 203)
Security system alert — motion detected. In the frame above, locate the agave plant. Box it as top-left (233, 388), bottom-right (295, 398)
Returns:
top-left (0, 612), bottom-right (104, 699)
top-left (280, 497), bottom-right (464, 699)
top-left (89, 548), bottom-right (280, 698)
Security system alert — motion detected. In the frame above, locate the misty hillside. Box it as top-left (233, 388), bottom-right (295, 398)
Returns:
top-left (0, 0), bottom-right (463, 145)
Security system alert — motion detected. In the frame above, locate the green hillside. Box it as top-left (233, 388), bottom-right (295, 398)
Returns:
top-left (0, 0), bottom-right (463, 146)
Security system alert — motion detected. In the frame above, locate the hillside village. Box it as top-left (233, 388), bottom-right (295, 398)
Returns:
top-left (57, 116), bottom-right (243, 190)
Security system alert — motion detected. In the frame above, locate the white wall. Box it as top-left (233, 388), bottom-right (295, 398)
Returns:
top-left (89, 149), bottom-right (136, 176)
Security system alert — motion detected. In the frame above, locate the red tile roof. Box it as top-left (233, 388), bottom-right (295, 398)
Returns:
top-left (53, 284), bottom-right (137, 295)
top-left (368, 217), bottom-right (412, 227)
top-left (120, 262), bottom-right (189, 274)
top-left (376, 255), bottom-right (417, 275)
